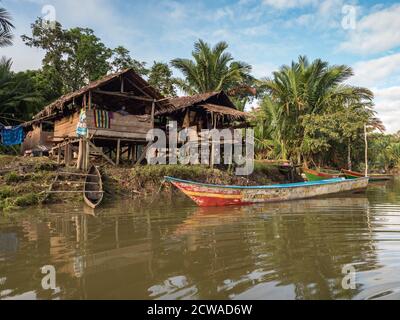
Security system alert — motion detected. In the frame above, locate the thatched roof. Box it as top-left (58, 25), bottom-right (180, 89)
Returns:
top-left (155, 91), bottom-right (248, 121)
top-left (199, 104), bottom-right (248, 120)
top-left (28, 69), bottom-right (167, 124)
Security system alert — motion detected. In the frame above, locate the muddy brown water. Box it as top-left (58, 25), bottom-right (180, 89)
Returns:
top-left (1, 179), bottom-right (400, 300)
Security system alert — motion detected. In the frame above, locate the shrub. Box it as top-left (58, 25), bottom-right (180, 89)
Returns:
top-left (13, 193), bottom-right (39, 207)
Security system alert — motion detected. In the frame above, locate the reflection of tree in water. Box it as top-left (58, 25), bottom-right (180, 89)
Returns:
top-left (167, 196), bottom-right (381, 300)
top-left (368, 179), bottom-right (400, 204)
top-left (259, 198), bottom-right (379, 300)
top-left (0, 192), bottom-right (386, 300)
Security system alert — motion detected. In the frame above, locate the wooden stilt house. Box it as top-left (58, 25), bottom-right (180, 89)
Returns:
top-left (23, 69), bottom-right (169, 169)
top-left (156, 91), bottom-right (249, 131)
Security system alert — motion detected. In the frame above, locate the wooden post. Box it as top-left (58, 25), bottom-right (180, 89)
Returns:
top-left (121, 76), bottom-right (124, 93)
top-left (65, 144), bottom-right (70, 167)
top-left (116, 139), bottom-right (121, 166)
top-left (57, 146), bottom-right (61, 164)
top-left (133, 144), bottom-right (137, 164)
top-left (88, 91), bottom-right (92, 110)
top-left (128, 145), bottom-right (132, 161)
top-left (77, 139), bottom-right (83, 170)
top-left (364, 124), bottom-right (368, 177)
top-left (210, 113), bottom-right (216, 168)
top-left (151, 100), bottom-right (156, 128)
top-left (85, 140), bottom-right (90, 171)
top-left (81, 142), bottom-right (85, 171)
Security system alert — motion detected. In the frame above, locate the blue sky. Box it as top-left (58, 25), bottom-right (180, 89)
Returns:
top-left (2, 0), bottom-right (400, 132)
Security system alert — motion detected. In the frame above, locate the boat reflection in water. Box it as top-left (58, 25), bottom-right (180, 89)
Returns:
top-left (1, 183), bottom-right (400, 300)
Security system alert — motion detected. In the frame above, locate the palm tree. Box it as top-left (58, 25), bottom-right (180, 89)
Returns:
top-left (171, 39), bottom-right (253, 95)
top-left (0, 8), bottom-right (14, 47)
top-left (0, 57), bottom-right (43, 125)
top-left (260, 56), bottom-right (376, 164)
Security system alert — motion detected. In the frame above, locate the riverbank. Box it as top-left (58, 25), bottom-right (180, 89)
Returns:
top-left (0, 156), bottom-right (295, 212)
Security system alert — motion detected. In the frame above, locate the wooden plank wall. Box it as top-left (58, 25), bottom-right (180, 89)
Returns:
top-left (21, 126), bottom-right (54, 152)
top-left (54, 111), bottom-right (153, 140)
top-left (54, 113), bottom-right (80, 138)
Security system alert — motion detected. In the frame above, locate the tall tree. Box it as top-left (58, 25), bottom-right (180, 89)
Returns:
top-left (171, 39), bottom-right (253, 96)
top-left (257, 56), bottom-right (376, 166)
top-left (0, 7), bottom-right (14, 47)
top-left (111, 46), bottom-right (148, 76)
top-left (22, 19), bottom-right (113, 93)
top-left (148, 62), bottom-right (176, 97)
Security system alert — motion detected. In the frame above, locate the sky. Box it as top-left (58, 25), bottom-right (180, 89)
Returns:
top-left (1, 0), bottom-right (400, 132)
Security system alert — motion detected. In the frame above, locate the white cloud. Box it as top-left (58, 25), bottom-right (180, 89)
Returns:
top-left (262, 0), bottom-right (317, 10)
top-left (1, 37), bottom-right (43, 72)
top-left (351, 53), bottom-right (400, 87)
top-left (282, 0), bottom-right (344, 30)
top-left (349, 54), bottom-right (400, 133)
top-left (339, 4), bottom-right (400, 54)
top-left (373, 86), bottom-right (400, 133)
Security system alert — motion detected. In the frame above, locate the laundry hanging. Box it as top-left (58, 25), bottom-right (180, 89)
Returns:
top-left (1, 126), bottom-right (24, 146)
top-left (94, 109), bottom-right (111, 129)
top-left (76, 109), bottom-right (88, 137)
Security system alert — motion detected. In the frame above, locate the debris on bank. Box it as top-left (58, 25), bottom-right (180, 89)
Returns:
top-left (0, 156), bottom-right (298, 211)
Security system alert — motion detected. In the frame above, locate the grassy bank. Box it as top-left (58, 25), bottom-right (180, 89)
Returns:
top-left (105, 162), bottom-right (293, 197)
top-left (0, 156), bottom-right (84, 212)
top-left (0, 156), bottom-right (295, 211)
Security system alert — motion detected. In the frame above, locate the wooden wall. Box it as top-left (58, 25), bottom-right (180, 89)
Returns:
top-left (54, 111), bottom-right (153, 140)
top-left (54, 113), bottom-right (80, 138)
top-left (22, 126), bottom-right (54, 153)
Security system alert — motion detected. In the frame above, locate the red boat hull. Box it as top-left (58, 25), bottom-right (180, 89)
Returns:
top-left (171, 181), bottom-right (250, 207)
top-left (166, 176), bottom-right (370, 207)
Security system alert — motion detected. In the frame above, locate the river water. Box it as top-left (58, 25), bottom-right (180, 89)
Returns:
top-left (1, 179), bottom-right (400, 300)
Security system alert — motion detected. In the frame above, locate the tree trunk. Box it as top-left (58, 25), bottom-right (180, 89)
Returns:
top-left (348, 138), bottom-right (352, 171)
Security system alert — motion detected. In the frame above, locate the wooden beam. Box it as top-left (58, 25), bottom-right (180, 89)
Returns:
top-left (65, 144), bottom-right (70, 167)
top-left (151, 100), bottom-right (155, 128)
top-left (95, 90), bottom-right (155, 102)
top-left (88, 91), bottom-right (92, 110)
top-left (85, 140), bottom-right (90, 170)
top-left (84, 138), bottom-right (116, 166)
top-left (57, 146), bottom-right (61, 164)
top-left (77, 139), bottom-right (83, 170)
top-left (121, 76), bottom-right (124, 93)
top-left (135, 142), bottom-right (152, 166)
top-left (125, 77), bottom-right (152, 98)
top-left (116, 139), bottom-right (121, 166)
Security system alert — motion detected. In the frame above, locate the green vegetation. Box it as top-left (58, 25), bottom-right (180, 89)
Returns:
top-left (171, 39), bottom-right (257, 110)
top-left (253, 56), bottom-right (388, 171)
top-left (105, 162), bottom-right (290, 197)
top-left (0, 156), bottom-right (64, 212)
top-left (0, 7), bottom-right (14, 47)
top-left (5, 171), bottom-right (25, 183)
top-left (368, 133), bottom-right (400, 171)
top-left (1, 7), bottom-right (398, 174)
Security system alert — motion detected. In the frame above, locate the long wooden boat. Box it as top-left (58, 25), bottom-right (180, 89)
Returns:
top-left (165, 176), bottom-right (369, 207)
top-left (303, 168), bottom-right (341, 181)
top-left (83, 165), bottom-right (104, 209)
top-left (342, 169), bottom-right (393, 181)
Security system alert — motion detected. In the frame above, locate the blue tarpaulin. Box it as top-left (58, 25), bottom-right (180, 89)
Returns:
top-left (1, 126), bottom-right (24, 146)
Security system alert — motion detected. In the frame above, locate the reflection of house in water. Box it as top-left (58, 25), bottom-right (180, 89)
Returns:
top-left (54, 215), bottom-right (152, 280)
top-left (0, 233), bottom-right (18, 260)
top-left (21, 220), bottom-right (50, 242)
